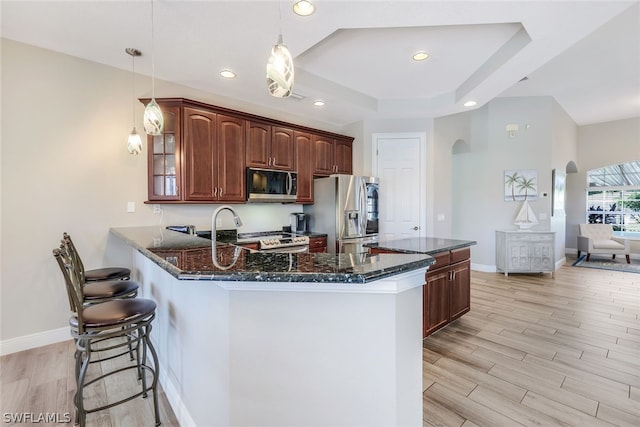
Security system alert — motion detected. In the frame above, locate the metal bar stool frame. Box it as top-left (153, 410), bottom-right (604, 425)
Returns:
top-left (58, 241), bottom-right (138, 360)
top-left (63, 232), bottom-right (131, 282)
top-left (53, 248), bottom-right (161, 426)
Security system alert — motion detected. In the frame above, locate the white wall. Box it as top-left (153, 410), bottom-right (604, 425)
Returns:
top-left (437, 97), bottom-right (573, 268)
top-left (566, 117), bottom-right (640, 252)
top-left (550, 102), bottom-right (578, 257)
top-left (0, 39), bottom-right (344, 348)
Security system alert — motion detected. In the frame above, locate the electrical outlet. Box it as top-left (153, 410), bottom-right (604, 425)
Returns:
top-left (153, 204), bottom-right (162, 214)
top-left (127, 201), bottom-right (135, 213)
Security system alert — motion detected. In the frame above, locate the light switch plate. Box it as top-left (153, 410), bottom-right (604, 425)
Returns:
top-left (127, 201), bottom-right (135, 213)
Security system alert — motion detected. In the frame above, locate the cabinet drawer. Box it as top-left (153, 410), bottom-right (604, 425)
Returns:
top-left (508, 233), bottom-right (554, 242)
top-left (450, 247), bottom-right (470, 264)
top-left (429, 251), bottom-right (451, 270)
top-left (309, 236), bottom-right (327, 249)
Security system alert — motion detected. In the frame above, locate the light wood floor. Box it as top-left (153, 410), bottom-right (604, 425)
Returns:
top-left (424, 263), bottom-right (640, 427)
top-left (0, 337), bottom-right (179, 426)
top-left (1, 263), bottom-right (638, 426)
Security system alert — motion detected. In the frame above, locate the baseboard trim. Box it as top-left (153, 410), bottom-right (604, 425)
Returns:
top-left (160, 366), bottom-right (196, 427)
top-left (471, 263), bottom-right (496, 273)
top-left (0, 327), bottom-right (70, 356)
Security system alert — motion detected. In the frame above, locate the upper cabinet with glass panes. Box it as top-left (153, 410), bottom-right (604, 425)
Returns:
top-left (148, 106), bottom-right (181, 201)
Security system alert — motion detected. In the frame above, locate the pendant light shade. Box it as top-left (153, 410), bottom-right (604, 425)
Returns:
top-left (267, 35), bottom-right (294, 98)
top-left (144, 0), bottom-right (163, 135)
top-left (126, 48), bottom-right (143, 155)
top-left (266, 1), bottom-right (294, 98)
top-left (127, 128), bottom-right (143, 155)
top-left (143, 99), bottom-right (164, 135)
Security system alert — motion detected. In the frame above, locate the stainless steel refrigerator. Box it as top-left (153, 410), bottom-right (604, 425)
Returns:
top-left (304, 175), bottom-right (380, 253)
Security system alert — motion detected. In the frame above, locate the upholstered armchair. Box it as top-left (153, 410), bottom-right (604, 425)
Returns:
top-left (577, 224), bottom-right (630, 263)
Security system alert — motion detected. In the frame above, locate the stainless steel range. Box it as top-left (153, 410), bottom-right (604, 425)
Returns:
top-left (256, 234), bottom-right (309, 253)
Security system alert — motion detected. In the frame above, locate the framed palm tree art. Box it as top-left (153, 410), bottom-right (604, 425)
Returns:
top-left (504, 169), bottom-right (538, 201)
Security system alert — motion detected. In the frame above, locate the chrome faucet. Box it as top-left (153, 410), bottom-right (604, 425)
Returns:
top-left (211, 205), bottom-right (243, 247)
top-left (211, 205), bottom-right (243, 269)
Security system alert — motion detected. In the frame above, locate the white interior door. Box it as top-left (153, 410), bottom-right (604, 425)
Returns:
top-left (374, 133), bottom-right (424, 240)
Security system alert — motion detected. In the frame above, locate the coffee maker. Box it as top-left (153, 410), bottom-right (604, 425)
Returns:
top-left (290, 213), bottom-right (308, 234)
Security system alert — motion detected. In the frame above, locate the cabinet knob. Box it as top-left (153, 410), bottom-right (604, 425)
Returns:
top-left (413, 226), bottom-right (419, 231)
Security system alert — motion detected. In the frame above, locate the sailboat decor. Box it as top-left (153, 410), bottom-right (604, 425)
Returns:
top-left (514, 199), bottom-right (538, 230)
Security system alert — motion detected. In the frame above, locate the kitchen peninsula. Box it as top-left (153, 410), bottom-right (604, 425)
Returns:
top-left (111, 226), bottom-right (435, 427)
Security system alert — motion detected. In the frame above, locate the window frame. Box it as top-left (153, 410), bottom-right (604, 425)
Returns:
top-left (586, 161), bottom-right (640, 234)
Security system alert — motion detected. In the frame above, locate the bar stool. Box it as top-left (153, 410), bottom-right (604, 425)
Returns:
top-left (58, 240), bottom-right (138, 304)
top-left (63, 232), bottom-right (131, 282)
top-left (53, 248), bottom-right (161, 427)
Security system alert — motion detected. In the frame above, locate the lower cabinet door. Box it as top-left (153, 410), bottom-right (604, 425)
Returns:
top-left (424, 268), bottom-right (450, 337)
top-left (449, 260), bottom-right (471, 320)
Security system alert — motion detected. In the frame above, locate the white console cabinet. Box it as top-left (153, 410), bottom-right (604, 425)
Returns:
top-left (496, 230), bottom-right (555, 276)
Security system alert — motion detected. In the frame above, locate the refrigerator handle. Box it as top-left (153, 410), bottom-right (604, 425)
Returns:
top-left (360, 179), bottom-right (367, 234)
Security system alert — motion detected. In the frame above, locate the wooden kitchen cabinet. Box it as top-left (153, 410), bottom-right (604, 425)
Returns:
top-left (146, 99), bottom-right (245, 203)
top-left (423, 268), bottom-right (450, 335)
top-left (334, 137), bottom-right (353, 174)
top-left (216, 114), bottom-right (246, 202)
top-left (148, 106), bottom-right (182, 201)
top-left (424, 248), bottom-right (471, 337)
top-left (294, 130), bottom-right (313, 203)
top-left (313, 135), bottom-right (334, 176)
top-left (183, 107), bottom-right (216, 201)
top-left (144, 97), bottom-right (352, 204)
top-left (449, 259), bottom-right (471, 320)
top-left (246, 121), bottom-right (295, 171)
top-left (308, 236), bottom-right (327, 253)
top-left (369, 245), bottom-right (471, 338)
top-left (313, 135), bottom-right (353, 176)
top-left (183, 109), bottom-right (245, 202)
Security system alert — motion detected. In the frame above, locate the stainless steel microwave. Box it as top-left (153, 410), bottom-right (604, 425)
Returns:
top-left (246, 168), bottom-right (297, 203)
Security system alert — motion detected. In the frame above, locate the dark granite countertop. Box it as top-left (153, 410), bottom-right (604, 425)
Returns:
top-left (368, 237), bottom-right (477, 254)
top-left (111, 227), bottom-right (434, 284)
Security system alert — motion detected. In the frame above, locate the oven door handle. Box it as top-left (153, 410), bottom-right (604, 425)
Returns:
top-left (260, 245), bottom-right (309, 253)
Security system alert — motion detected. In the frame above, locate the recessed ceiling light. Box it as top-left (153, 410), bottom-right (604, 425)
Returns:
top-left (463, 101), bottom-right (477, 107)
top-left (313, 100), bottom-right (325, 107)
top-left (293, 0), bottom-right (315, 16)
top-left (412, 51), bottom-right (429, 61)
top-left (220, 69), bottom-right (236, 79)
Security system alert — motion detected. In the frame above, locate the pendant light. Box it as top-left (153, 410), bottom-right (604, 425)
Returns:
top-left (143, 0), bottom-right (163, 135)
top-left (266, 1), bottom-right (294, 98)
top-left (126, 48), bottom-right (143, 155)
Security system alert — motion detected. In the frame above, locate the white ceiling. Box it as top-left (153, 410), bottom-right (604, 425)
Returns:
top-left (2, 1), bottom-right (639, 128)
